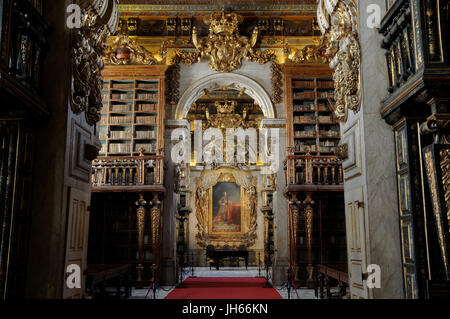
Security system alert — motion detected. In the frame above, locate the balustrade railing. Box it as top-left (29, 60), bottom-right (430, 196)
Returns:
top-left (285, 155), bottom-right (343, 186)
top-left (91, 155), bottom-right (164, 187)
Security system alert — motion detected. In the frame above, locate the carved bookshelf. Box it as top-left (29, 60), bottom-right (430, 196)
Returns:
top-left (283, 64), bottom-right (347, 287)
top-left (284, 65), bottom-right (340, 155)
top-left (89, 65), bottom-right (167, 286)
top-left (99, 65), bottom-right (167, 157)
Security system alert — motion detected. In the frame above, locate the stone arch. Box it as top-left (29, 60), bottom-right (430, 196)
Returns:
top-left (175, 73), bottom-right (275, 120)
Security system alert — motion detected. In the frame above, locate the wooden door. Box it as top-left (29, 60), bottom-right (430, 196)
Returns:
top-left (345, 187), bottom-right (370, 298)
top-left (63, 187), bottom-right (90, 299)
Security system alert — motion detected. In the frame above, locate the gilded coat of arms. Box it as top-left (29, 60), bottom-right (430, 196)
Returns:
top-left (192, 11), bottom-right (260, 72)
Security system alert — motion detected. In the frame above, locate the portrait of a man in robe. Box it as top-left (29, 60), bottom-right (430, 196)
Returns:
top-left (211, 182), bottom-right (242, 233)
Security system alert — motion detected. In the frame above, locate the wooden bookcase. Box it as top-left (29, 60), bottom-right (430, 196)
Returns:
top-left (284, 64), bottom-right (340, 155)
top-left (283, 64), bottom-right (347, 285)
top-left (99, 65), bottom-right (167, 157)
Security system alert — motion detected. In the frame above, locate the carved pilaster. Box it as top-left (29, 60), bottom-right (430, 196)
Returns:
top-left (151, 193), bottom-right (162, 269)
top-left (289, 194), bottom-right (301, 282)
top-left (135, 193), bottom-right (147, 282)
top-left (304, 194), bottom-right (315, 285)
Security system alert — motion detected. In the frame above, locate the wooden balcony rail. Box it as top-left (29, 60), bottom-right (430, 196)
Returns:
top-left (285, 155), bottom-right (343, 186)
top-left (91, 155), bottom-right (164, 187)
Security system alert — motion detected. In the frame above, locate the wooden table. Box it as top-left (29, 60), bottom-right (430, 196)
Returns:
top-left (315, 264), bottom-right (348, 299)
top-left (87, 264), bottom-right (130, 298)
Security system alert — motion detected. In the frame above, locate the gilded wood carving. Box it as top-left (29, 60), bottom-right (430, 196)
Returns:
top-left (317, 0), bottom-right (361, 122)
top-left (174, 11), bottom-right (276, 73)
top-left (71, 0), bottom-right (119, 126)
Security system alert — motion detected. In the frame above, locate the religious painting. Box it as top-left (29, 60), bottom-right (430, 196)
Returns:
top-left (211, 182), bottom-right (242, 233)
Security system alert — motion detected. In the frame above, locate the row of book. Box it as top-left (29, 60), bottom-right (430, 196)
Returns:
top-left (317, 103), bottom-right (330, 112)
top-left (136, 116), bottom-right (157, 124)
top-left (319, 130), bottom-right (340, 137)
top-left (99, 131), bottom-right (157, 140)
top-left (293, 92), bottom-right (316, 100)
top-left (110, 104), bottom-right (132, 112)
top-left (294, 130), bottom-right (316, 137)
top-left (136, 104), bottom-right (158, 112)
top-left (318, 91), bottom-right (335, 99)
top-left (110, 131), bottom-right (133, 139)
top-left (293, 115), bottom-right (316, 123)
top-left (318, 115), bottom-right (336, 123)
top-left (320, 140), bottom-right (338, 147)
top-left (136, 130), bottom-right (157, 139)
top-left (109, 116), bottom-right (133, 124)
top-left (292, 81), bottom-right (314, 89)
top-left (293, 104), bottom-right (315, 112)
top-left (111, 93), bottom-right (134, 100)
top-left (137, 83), bottom-right (158, 89)
top-left (136, 93), bottom-right (158, 100)
top-left (103, 82), bottom-right (159, 90)
top-left (111, 83), bottom-right (134, 89)
top-left (317, 81), bottom-right (334, 89)
top-left (109, 143), bottom-right (132, 153)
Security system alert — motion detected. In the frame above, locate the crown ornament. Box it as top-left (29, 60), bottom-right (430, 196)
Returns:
top-left (215, 100), bottom-right (237, 114)
top-left (204, 11), bottom-right (244, 35)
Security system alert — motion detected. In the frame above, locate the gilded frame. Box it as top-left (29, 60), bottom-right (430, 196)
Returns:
top-left (195, 167), bottom-right (257, 249)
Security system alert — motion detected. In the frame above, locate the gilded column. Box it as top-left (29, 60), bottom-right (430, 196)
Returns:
top-left (151, 193), bottom-right (162, 272)
top-left (135, 193), bottom-right (147, 282)
top-left (289, 199), bottom-right (300, 282)
top-left (304, 193), bottom-right (315, 286)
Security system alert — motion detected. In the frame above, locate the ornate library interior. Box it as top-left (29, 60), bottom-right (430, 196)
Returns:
top-left (0, 0), bottom-right (449, 300)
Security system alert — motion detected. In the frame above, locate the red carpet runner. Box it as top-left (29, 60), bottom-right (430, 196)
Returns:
top-left (165, 277), bottom-right (282, 299)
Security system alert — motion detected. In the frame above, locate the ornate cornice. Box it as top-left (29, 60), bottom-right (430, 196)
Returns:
top-left (71, 0), bottom-right (120, 126)
top-left (317, 0), bottom-right (361, 123)
top-left (118, 4), bottom-right (317, 16)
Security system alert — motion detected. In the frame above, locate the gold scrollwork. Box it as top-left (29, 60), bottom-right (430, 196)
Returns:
top-left (317, 0), bottom-right (361, 123)
top-left (284, 42), bottom-right (330, 64)
top-left (71, 0), bottom-right (119, 126)
top-left (103, 34), bottom-right (166, 65)
top-left (174, 11), bottom-right (276, 73)
top-left (271, 61), bottom-right (283, 104)
top-left (195, 167), bottom-right (257, 249)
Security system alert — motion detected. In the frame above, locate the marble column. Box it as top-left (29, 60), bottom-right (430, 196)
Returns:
top-left (271, 122), bottom-right (289, 285)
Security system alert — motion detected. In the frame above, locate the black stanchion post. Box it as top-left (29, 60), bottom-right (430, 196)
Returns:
top-left (190, 252), bottom-right (197, 278)
top-left (152, 265), bottom-right (157, 299)
top-left (287, 268), bottom-right (292, 300)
